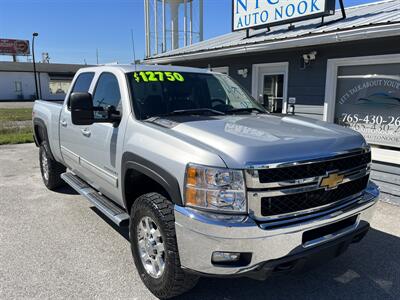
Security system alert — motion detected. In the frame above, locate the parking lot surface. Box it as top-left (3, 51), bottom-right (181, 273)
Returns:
top-left (1, 143), bottom-right (399, 299)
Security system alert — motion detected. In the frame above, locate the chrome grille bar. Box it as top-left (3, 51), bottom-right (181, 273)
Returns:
top-left (245, 148), bottom-right (371, 222)
top-left (246, 165), bottom-right (370, 195)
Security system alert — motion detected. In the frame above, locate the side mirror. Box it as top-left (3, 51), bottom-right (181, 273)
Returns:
top-left (70, 92), bottom-right (94, 125)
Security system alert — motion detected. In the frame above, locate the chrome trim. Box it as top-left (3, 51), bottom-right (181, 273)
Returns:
top-left (248, 169), bottom-right (370, 222)
top-left (173, 181), bottom-right (379, 276)
top-left (257, 181), bottom-right (379, 230)
top-left (248, 167), bottom-right (369, 198)
top-left (245, 148), bottom-right (371, 222)
top-left (245, 147), bottom-right (370, 171)
top-left (245, 163), bottom-right (371, 189)
top-left (245, 171), bottom-right (319, 189)
top-left (250, 183), bottom-right (320, 198)
top-left (60, 146), bottom-right (118, 188)
top-left (258, 191), bottom-right (365, 228)
top-left (249, 190), bottom-right (365, 223)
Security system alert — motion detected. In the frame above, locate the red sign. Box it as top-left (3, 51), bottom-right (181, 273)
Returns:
top-left (0, 39), bottom-right (30, 56)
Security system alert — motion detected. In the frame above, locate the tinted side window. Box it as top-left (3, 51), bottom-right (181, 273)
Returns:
top-left (68, 72), bottom-right (95, 107)
top-left (92, 73), bottom-right (121, 111)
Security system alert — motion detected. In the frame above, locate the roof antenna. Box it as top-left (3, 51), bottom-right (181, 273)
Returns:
top-left (131, 29), bottom-right (137, 67)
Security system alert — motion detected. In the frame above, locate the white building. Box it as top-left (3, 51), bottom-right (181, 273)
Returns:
top-left (0, 62), bottom-right (86, 101)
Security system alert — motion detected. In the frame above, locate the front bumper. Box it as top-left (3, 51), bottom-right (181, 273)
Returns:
top-left (174, 181), bottom-right (379, 277)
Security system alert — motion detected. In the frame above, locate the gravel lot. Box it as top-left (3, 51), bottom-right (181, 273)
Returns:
top-left (1, 143), bottom-right (399, 299)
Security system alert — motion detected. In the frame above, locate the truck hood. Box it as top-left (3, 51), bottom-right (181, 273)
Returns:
top-left (152, 114), bottom-right (367, 168)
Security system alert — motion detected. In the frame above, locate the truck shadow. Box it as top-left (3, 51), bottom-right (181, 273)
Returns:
top-left (91, 207), bottom-right (400, 299)
top-left (90, 207), bottom-right (130, 241)
top-left (53, 185), bottom-right (79, 195)
top-left (176, 228), bottom-right (400, 300)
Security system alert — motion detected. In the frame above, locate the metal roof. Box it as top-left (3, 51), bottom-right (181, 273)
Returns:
top-left (146, 0), bottom-right (400, 64)
top-left (0, 61), bottom-right (87, 73)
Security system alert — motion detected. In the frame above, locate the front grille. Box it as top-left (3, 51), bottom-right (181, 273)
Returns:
top-left (258, 152), bottom-right (371, 183)
top-left (260, 175), bottom-right (369, 217)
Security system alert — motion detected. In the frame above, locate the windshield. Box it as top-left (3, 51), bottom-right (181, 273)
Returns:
top-left (128, 71), bottom-right (267, 120)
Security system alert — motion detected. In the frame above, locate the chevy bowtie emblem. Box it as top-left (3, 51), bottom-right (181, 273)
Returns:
top-left (320, 172), bottom-right (344, 190)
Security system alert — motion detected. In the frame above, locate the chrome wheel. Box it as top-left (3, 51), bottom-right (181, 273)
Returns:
top-left (137, 216), bottom-right (166, 278)
top-left (41, 149), bottom-right (49, 181)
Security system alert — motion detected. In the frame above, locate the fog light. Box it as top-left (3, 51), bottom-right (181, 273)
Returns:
top-left (212, 251), bottom-right (241, 263)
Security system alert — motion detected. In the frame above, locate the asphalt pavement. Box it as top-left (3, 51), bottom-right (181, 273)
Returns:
top-left (1, 143), bottom-right (399, 299)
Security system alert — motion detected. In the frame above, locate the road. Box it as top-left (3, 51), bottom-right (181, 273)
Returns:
top-left (1, 143), bottom-right (399, 299)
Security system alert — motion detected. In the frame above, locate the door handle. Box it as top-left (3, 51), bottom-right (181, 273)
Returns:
top-left (81, 128), bottom-right (91, 137)
top-left (60, 120), bottom-right (67, 127)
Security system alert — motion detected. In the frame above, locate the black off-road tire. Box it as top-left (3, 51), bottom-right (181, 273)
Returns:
top-left (39, 141), bottom-right (66, 190)
top-left (129, 193), bottom-right (199, 299)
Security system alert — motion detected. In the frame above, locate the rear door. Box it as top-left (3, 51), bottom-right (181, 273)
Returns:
top-left (59, 72), bottom-right (95, 176)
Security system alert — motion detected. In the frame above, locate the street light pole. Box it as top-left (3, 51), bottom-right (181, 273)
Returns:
top-left (32, 32), bottom-right (39, 99)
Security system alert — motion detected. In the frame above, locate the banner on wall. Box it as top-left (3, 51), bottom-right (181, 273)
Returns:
top-left (232, 0), bottom-right (336, 31)
top-left (335, 64), bottom-right (400, 149)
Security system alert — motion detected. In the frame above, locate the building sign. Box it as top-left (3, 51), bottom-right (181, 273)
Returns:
top-left (233, 0), bottom-right (336, 31)
top-left (335, 64), bottom-right (400, 149)
top-left (0, 39), bottom-right (30, 56)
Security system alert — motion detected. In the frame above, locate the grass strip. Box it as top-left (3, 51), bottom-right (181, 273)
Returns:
top-left (0, 108), bottom-right (33, 121)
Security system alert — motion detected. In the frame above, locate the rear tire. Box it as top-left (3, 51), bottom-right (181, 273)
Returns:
top-left (129, 193), bottom-right (199, 299)
top-left (39, 141), bottom-right (66, 190)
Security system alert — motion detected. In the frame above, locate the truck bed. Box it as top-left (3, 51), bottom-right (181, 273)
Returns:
top-left (33, 100), bottom-right (64, 162)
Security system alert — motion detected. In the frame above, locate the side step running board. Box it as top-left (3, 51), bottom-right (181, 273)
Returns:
top-left (61, 172), bottom-right (129, 227)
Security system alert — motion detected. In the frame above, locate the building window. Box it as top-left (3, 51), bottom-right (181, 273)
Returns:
top-left (15, 81), bottom-right (22, 93)
top-left (335, 63), bottom-right (400, 149)
top-left (49, 79), bottom-right (71, 95)
top-left (262, 74), bottom-right (284, 113)
top-left (252, 62), bottom-right (289, 114)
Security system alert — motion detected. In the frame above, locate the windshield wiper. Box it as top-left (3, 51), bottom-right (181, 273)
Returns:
top-left (226, 107), bottom-right (265, 114)
top-left (160, 108), bottom-right (225, 117)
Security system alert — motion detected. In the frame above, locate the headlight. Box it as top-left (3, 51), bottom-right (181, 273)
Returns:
top-left (184, 164), bottom-right (246, 213)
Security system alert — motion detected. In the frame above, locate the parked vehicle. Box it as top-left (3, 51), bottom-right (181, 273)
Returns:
top-left (33, 65), bottom-right (379, 299)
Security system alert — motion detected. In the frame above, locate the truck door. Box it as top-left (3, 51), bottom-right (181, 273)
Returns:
top-left (59, 72), bottom-right (95, 177)
top-left (76, 72), bottom-right (124, 202)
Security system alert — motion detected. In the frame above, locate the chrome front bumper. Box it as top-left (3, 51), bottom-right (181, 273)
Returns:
top-left (174, 181), bottom-right (379, 276)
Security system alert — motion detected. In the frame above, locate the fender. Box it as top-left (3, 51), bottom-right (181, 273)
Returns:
top-left (121, 152), bottom-right (183, 207)
top-left (33, 118), bottom-right (55, 160)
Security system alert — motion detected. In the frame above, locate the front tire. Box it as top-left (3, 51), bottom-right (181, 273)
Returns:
top-left (129, 193), bottom-right (199, 299)
top-left (39, 141), bottom-right (66, 190)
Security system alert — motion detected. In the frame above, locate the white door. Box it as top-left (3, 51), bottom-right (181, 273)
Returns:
top-left (60, 72), bottom-right (95, 176)
top-left (252, 62), bottom-right (289, 113)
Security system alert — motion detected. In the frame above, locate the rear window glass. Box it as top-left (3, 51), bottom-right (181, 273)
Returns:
top-left (68, 72), bottom-right (95, 108)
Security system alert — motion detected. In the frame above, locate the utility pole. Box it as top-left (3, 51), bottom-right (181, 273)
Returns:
top-left (32, 32), bottom-right (39, 100)
top-left (96, 48), bottom-right (99, 65)
top-left (131, 29), bottom-right (136, 64)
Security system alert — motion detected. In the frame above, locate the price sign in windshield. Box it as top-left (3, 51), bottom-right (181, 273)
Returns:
top-left (133, 71), bottom-right (185, 83)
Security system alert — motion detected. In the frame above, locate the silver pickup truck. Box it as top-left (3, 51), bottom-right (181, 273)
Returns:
top-left (33, 65), bottom-right (379, 299)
